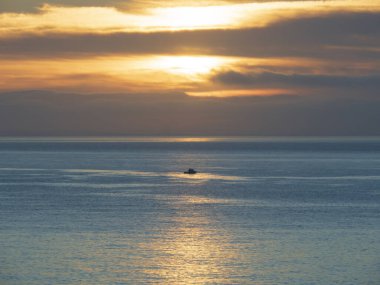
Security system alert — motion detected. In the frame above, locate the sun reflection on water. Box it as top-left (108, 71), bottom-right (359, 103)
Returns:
top-left (169, 172), bottom-right (248, 182)
top-left (139, 197), bottom-right (245, 284)
top-left (63, 168), bottom-right (248, 182)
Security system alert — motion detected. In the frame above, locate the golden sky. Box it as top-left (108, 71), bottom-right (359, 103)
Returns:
top-left (0, 0), bottom-right (379, 135)
top-left (0, 0), bottom-right (379, 94)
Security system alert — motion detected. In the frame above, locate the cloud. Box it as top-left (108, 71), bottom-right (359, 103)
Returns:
top-left (1, 11), bottom-right (378, 96)
top-left (1, 90), bottom-right (380, 136)
top-left (1, 1), bottom-right (379, 36)
top-left (211, 70), bottom-right (380, 90)
top-left (0, 1), bottom-right (130, 13)
top-left (0, 0), bottom-right (355, 13)
top-left (0, 11), bottom-right (378, 97)
top-left (0, 12), bottom-right (378, 61)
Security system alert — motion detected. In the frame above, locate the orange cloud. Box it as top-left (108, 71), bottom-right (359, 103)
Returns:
top-left (0, 0), bottom-right (379, 36)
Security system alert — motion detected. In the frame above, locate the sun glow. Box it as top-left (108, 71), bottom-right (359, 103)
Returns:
top-left (0, 55), bottom-right (239, 92)
top-left (147, 6), bottom-right (238, 30)
top-left (187, 89), bottom-right (295, 97)
top-left (146, 56), bottom-right (230, 76)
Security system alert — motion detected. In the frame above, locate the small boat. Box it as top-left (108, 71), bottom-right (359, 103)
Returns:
top-left (184, 168), bottom-right (197, 174)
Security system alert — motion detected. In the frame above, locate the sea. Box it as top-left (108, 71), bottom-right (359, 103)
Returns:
top-left (0, 137), bottom-right (379, 285)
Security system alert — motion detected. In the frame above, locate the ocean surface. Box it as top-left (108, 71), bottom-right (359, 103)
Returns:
top-left (0, 137), bottom-right (379, 285)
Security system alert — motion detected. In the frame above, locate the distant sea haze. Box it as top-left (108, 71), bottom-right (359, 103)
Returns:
top-left (1, 90), bottom-right (380, 137)
top-left (1, 137), bottom-right (379, 284)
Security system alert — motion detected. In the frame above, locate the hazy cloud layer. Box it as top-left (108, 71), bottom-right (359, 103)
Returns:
top-left (1, 90), bottom-right (379, 136)
top-left (0, 0), bottom-right (335, 13)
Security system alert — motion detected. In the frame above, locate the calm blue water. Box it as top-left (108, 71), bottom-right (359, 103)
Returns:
top-left (0, 137), bottom-right (379, 285)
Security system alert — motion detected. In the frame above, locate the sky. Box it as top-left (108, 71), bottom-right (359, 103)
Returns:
top-left (0, 0), bottom-right (379, 136)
